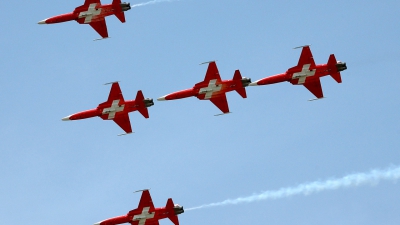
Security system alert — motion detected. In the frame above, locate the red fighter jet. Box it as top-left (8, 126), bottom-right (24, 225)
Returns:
top-left (94, 189), bottom-right (184, 225)
top-left (62, 82), bottom-right (153, 135)
top-left (157, 61), bottom-right (251, 115)
top-left (250, 45), bottom-right (347, 100)
top-left (38, 0), bottom-right (131, 39)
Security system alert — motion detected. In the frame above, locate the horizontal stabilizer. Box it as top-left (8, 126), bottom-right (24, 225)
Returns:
top-left (236, 88), bottom-right (247, 98)
top-left (330, 72), bottom-right (342, 83)
top-left (114, 12), bottom-right (126, 23)
top-left (138, 108), bottom-right (149, 119)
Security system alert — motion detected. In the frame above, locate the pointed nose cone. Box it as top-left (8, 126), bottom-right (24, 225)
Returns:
top-left (62, 116), bottom-right (71, 121)
top-left (157, 95), bottom-right (167, 101)
top-left (38, 19), bottom-right (47, 24)
top-left (248, 82), bottom-right (258, 86)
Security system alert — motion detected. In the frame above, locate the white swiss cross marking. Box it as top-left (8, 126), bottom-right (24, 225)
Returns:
top-left (198, 79), bottom-right (222, 99)
top-left (79, 3), bottom-right (102, 23)
top-left (102, 99), bottom-right (125, 119)
top-left (292, 64), bottom-right (316, 84)
top-left (132, 207), bottom-right (155, 225)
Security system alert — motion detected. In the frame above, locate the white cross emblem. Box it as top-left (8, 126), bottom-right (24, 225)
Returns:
top-left (132, 207), bottom-right (155, 225)
top-left (292, 64), bottom-right (316, 84)
top-left (102, 99), bottom-right (125, 119)
top-left (198, 79), bottom-right (222, 99)
top-left (78, 3), bottom-right (102, 23)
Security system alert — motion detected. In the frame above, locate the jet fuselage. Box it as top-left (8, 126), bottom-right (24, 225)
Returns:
top-left (253, 62), bottom-right (347, 86)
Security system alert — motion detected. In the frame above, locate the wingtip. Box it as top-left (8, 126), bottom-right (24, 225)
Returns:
top-left (93, 37), bottom-right (110, 41)
top-left (104, 81), bottom-right (120, 85)
top-left (293, 44), bottom-right (311, 49)
top-left (214, 112), bottom-right (231, 116)
top-left (117, 132), bottom-right (134, 136)
top-left (308, 97), bottom-right (325, 101)
top-left (134, 188), bottom-right (150, 193)
top-left (199, 60), bottom-right (217, 65)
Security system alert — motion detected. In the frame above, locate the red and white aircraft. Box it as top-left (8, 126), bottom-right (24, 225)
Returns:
top-left (250, 45), bottom-right (347, 100)
top-left (38, 0), bottom-right (131, 39)
top-left (157, 61), bottom-right (251, 115)
top-left (62, 82), bottom-right (153, 135)
top-left (94, 189), bottom-right (184, 225)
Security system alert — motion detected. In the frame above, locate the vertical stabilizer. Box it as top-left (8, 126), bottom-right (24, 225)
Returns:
top-left (135, 90), bottom-right (151, 119)
top-left (166, 198), bottom-right (180, 225)
top-left (113, 0), bottom-right (129, 23)
top-left (232, 70), bottom-right (248, 98)
top-left (327, 54), bottom-right (342, 83)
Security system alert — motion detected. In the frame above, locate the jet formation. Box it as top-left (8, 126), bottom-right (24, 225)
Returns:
top-left (59, 46), bottom-right (346, 134)
top-left (94, 189), bottom-right (184, 225)
top-left (38, 0), bottom-right (131, 39)
top-left (37, 2), bottom-right (350, 225)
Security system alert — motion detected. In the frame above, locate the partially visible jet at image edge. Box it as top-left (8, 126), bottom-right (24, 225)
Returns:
top-left (62, 82), bottom-right (153, 135)
top-left (94, 189), bottom-right (184, 225)
top-left (250, 45), bottom-right (347, 100)
top-left (38, 0), bottom-right (131, 39)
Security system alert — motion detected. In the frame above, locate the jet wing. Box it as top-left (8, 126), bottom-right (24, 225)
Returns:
top-left (297, 46), bottom-right (316, 68)
top-left (74, 0), bottom-right (101, 13)
top-left (89, 19), bottom-right (109, 38)
top-left (107, 82), bottom-right (125, 102)
top-left (303, 79), bottom-right (324, 99)
top-left (209, 94), bottom-right (230, 114)
top-left (137, 190), bottom-right (156, 211)
top-left (194, 61), bottom-right (222, 89)
top-left (113, 114), bottom-right (132, 133)
top-left (204, 62), bottom-right (222, 82)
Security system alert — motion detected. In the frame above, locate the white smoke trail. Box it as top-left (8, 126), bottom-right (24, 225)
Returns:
top-left (131, 0), bottom-right (179, 8)
top-left (186, 165), bottom-right (400, 211)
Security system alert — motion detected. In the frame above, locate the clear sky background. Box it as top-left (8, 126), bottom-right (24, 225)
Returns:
top-left (1, 0), bottom-right (400, 225)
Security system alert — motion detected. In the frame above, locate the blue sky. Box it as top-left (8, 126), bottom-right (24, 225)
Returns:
top-left (1, 0), bottom-right (400, 225)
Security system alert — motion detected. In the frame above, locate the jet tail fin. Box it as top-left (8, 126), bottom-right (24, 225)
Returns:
top-left (135, 90), bottom-right (153, 119)
top-left (112, 0), bottom-right (127, 23)
top-left (327, 54), bottom-right (342, 83)
top-left (166, 198), bottom-right (180, 225)
top-left (232, 70), bottom-right (247, 98)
